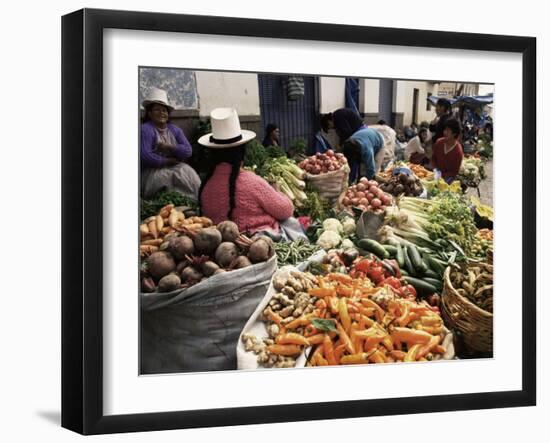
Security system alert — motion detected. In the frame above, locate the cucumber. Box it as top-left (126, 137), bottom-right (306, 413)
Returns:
top-left (396, 244), bottom-right (405, 268)
top-left (402, 276), bottom-right (438, 296)
top-left (423, 277), bottom-right (443, 291)
top-left (358, 239), bottom-right (389, 259)
top-left (383, 245), bottom-right (398, 257)
top-left (407, 245), bottom-right (427, 274)
top-left (424, 269), bottom-right (440, 279)
top-left (403, 246), bottom-right (416, 276)
top-left (399, 268), bottom-right (410, 277)
top-left (426, 256), bottom-right (446, 276)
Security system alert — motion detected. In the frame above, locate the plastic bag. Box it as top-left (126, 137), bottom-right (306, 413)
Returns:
top-left (140, 256), bottom-right (277, 374)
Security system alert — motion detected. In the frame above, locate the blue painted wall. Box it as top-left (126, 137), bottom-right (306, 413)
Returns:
top-left (139, 68), bottom-right (198, 110)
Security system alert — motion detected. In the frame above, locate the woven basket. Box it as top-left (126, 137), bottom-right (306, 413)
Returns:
top-left (441, 266), bottom-right (493, 354)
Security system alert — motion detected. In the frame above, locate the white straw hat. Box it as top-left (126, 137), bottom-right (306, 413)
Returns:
top-left (141, 87), bottom-right (174, 111)
top-left (198, 108), bottom-right (256, 148)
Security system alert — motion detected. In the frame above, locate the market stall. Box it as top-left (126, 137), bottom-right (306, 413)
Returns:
top-left (139, 147), bottom-right (494, 372)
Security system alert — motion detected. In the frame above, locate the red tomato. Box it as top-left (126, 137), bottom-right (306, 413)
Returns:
top-left (380, 277), bottom-right (402, 289)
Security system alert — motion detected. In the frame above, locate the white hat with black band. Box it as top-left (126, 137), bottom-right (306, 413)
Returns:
top-left (198, 108), bottom-right (256, 148)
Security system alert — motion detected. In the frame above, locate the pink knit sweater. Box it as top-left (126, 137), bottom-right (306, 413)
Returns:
top-left (201, 163), bottom-right (294, 234)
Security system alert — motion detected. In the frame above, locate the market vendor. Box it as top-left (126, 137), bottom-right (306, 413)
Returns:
top-left (199, 108), bottom-right (298, 238)
top-left (262, 123), bottom-right (281, 148)
top-left (429, 98), bottom-right (453, 144)
top-left (333, 108), bottom-right (384, 182)
top-left (140, 87), bottom-right (201, 199)
top-left (405, 127), bottom-right (431, 165)
top-left (312, 114), bottom-right (334, 154)
top-left (369, 122), bottom-right (397, 169)
top-left (431, 118), bottom-right (464, 183)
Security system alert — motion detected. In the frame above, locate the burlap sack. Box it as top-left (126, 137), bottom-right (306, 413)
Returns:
top-left (305, 164), bottom-right (350, 205)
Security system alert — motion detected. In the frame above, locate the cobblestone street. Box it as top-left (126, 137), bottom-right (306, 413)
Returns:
top-left (465, 159), bottom-right (493, 207)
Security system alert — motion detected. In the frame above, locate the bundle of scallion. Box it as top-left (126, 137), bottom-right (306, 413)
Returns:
top-left (383, 194), bottom-right (478, 255)
top-left (259, 157), bottom-right (308, 207)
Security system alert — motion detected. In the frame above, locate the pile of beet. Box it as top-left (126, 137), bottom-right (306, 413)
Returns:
top-left (140, 221), bottom-right (275, 293)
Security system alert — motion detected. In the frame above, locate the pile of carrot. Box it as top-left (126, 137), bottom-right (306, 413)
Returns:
top-left (264, 272), bottom-right (447, 366)
top-left (139, 204), bottom-right (213, 257)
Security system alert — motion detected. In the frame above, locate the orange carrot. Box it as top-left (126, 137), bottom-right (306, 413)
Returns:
top-left (328, 296), bottom-right (340, 314)
top-left (309, 287), bottom-right (335, 297)
top-left (340, 353), bottom-right (371, 365)
top-left (323, 335), bottom-right (338, 366)
top-left (328, 273), bottom-right (353, 285)
top-left (404, 344), bottom-right (422, 362)
top-left (338, 298), bottom-right (351, 332)
top-left (333, 343), bottom-right (347, 362)
top-left (275, 333), bottom-right (310, 346)
top-left (285, 315), bottom-right (312, 330)
top-left (390, 350), bottom-right (407, 361)
top-left (266, 344), bottom-right (302, 356)
top-left (417, 335), bottom-right (441, 360)
top-left (337, 323), bottom-right (355, 354)
top-left (391, 327), bottom-right (432, 345)
top-left (306, 334), bottom-right (326, 345)
top-left (368, 349), bottom-right (386, 364)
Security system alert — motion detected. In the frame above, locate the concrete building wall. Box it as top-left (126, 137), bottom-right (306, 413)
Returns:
top-left (394, 80), bottom-right (438, 126)
top-left (319, 77), bottom-right (346, 113)
top-left (478, 84), bottom-right (495, 96)
top-left (195, 71), bottom-right (260, 117)
top-left (363, 79), bottom-right (380, 114)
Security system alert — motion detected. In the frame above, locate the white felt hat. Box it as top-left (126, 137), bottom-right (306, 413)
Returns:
top-left (141, 87), bottom-right (174, 111)
top-left (198, 108), bottom-right (256, 148)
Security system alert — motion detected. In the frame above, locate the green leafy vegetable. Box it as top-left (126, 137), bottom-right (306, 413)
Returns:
top-left (140, 190), bottom-right (199, 220)
top-left (310, 318), bottom-right (338, 333)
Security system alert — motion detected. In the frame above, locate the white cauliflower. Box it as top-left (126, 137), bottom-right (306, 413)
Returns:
top-left (340, 238), bottom-right (355, 250)
top-left (317, 230), bottom-right (342, 250)
top-left (341, 217), bottom-right (356, 235)
top-left (322, 218), bottom-right (343, 234)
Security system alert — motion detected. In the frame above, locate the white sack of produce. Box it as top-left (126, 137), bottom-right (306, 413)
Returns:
top-left (140, 255), bottom-right (277, 374)
top-left (237, 266), bottom-right (318, 370)
top-left (299, 151), bottom-right (350, 203)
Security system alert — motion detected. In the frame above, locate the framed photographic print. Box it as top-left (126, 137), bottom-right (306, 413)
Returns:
top-left (62, 8), bottom-right (536, 435)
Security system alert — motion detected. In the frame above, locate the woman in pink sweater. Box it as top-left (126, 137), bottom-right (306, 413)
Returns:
top-left (198, 108), bottom-right (294, 236)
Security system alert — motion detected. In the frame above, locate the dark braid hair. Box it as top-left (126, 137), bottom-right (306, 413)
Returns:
top-left (199, 144), bottom-right (247, 220)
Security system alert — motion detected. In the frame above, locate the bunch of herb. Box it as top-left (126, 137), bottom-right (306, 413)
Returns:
top-left (140, 190), bottom-right (199, 220)
top-left (243, 139), bottom-right (270, 171)
top-left (295, 185), bottom-right (330, 222)
top-left (425, 192), bottom-right (478, 254)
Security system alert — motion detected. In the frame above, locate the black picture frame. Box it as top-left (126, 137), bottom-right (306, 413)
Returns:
top-left (62, 8), bottom-right (537, 435)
